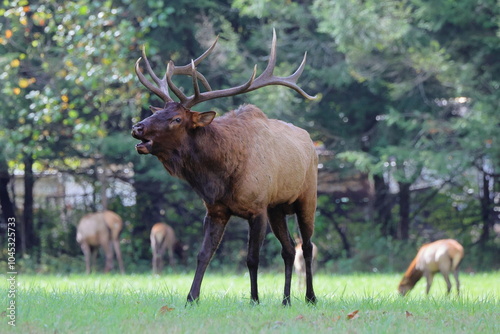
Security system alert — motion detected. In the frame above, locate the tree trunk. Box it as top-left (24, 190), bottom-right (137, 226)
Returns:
top-left (22, 154), bottom-right (36, 255)
top-left (398, 182), bottom-right (411, 240)
top-left (373, 174), bottom-right (395, 238)
top-left (322, 206), bottom-right (351, 258)
top-left (98, 160), bottom-right (108, 211)
top-left (478, 170), bottom-right (492, 246)
top-left (0, 153), bottom-right (16, 250)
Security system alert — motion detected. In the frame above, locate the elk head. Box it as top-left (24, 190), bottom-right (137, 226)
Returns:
top-left (132, 103), bottom-right (215, 155)
top-left (398, 278), bottom-right (413, 296)
top-left (131, 29), bottom-right (316, 155)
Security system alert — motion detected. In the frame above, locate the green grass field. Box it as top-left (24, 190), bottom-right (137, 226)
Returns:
top-left (1, 271), bottom-right (499, 333)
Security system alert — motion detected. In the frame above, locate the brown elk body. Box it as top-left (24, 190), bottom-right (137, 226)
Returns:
top-left (150, 222), bottom-right (187, 273)
top-left (398, 239), bottom-right (464, 296)
top-left (76, 210), bottom-right (125, 274)
top-left (132, 30), bottom-right (318, 305)
top-left (294, 241), bottom-right (318, 289)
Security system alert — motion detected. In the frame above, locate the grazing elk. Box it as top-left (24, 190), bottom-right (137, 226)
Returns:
top-left (76, 210), bottom-right (125, 274)
top-left (294, 241), bottom-right (318, 289)
top-left (398, 239), bottom-right (464, 296)
top-left (150, 222), bottom-right (188, 274)
top-left (132, 29), bottom-right (318, 305)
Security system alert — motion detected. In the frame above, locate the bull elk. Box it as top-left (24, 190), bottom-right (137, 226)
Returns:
top-left (398, 239), bottom-right (464, 296)
top-left (132, 29), bottom-right (318, 305)
top-left (76, 210), bottom-right (125, 274)
top-left (294, 241), bottom-right (318, 289)
top-left (151, 222), bottom-right (188, 274)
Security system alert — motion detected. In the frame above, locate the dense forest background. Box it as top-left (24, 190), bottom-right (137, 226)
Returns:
top-left (1, 0), bottom-right (498, 274)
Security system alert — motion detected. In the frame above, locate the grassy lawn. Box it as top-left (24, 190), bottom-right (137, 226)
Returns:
top-left (1, 271), bottom-right (498, 333)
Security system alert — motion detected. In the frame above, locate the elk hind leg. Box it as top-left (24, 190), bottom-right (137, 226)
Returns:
top-left (442, 272), bottom-right (452, 295)
top-left (425, 272), bottom-right (434, 295)
top-left (103, 241), bottom-right (114, 273)
top-left (152, 252), bottom-right (158, 274)
top-left (295, 198), bottom-right (317, 304)
top-left (80, 242), bottom-right (92, 274)
top-left (440, 258), bottom-right (453, 295)
top-left (159, 242), bottom-right (169, 272)
top-left (112, 239), bottom-right (124, 274)
top-left (151, 238), bottom-right (158, 274)
top-left (268, 206), bottom-right (295, 306)
top-left (453, 269), bottom-right (460, 295)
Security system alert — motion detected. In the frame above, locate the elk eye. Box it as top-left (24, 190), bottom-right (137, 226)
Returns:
top-left (173, 117), bottom-right (181, 123)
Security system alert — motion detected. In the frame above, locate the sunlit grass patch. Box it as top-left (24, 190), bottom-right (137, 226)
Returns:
top-left (1, 272), bottom-right (498, 333)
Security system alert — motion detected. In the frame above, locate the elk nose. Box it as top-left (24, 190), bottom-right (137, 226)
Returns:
top-left (132, 123), bottom-right (144, 137)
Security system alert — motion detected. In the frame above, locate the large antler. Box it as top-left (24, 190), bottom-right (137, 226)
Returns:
top-left (135, 38), bottom-right (218, 104)
top-left (135, 29), bottom-right (317, 108)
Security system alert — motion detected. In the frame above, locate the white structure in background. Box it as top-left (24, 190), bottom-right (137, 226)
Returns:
top-left (11, 166), bottom-right (136, 211)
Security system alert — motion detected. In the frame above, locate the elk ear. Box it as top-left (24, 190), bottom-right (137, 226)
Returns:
top-left (149, 106), bottom-right (163, 114)
top-left (191, 111), bottom-right (216, 128)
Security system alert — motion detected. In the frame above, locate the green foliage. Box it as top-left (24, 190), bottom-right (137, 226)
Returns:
top-left (331, 229), bottom-right (412, 273)
top-left (0, 0), bottom-right (498, 272)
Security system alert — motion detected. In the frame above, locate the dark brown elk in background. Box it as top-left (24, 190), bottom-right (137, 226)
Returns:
top-left (150, 222), bottom-right (188, 274)
top-left (294, 241), bottom-right (318, 289)
top-left (76, 210), bottom-right (125, 274)
top-left (398, 239), bottom-right (464, 296)
top-left (132, 29), bottom-right (318, 305)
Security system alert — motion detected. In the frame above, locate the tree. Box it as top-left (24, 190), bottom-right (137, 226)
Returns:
top-left (0, 0), bottom-right (143, 254)
top-left (312, 0), bottom-right (499, 243)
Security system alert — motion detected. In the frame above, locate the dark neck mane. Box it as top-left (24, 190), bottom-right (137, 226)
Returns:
top-left (156, 117), bottom-right (244, 205)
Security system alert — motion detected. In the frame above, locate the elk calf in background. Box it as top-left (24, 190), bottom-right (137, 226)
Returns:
top-left (150, 222), bottom-right (187, 274)
top-left (398, 239), bottom-right (464, 296)
top-left (76, 210), bottom-right (125, 274)
top-left (294, 241), bottom-right (318, 289)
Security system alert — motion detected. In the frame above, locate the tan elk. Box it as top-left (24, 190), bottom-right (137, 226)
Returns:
top-left (398, 239), bottom-right (464, 296)
top-left (294, 241), bottom-right (318, 289)
top-left (132, 29), bottom-right (318, 305)
top-left (150, 222), bottom-right (187, 274)
top-left (76, 210), bottom-right (125, 274)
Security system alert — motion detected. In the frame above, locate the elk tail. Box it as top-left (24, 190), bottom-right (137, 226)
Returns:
top-left (153, 234), bottom-right (166, 254)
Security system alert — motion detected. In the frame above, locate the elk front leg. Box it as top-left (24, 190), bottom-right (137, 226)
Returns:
top-left (187, 205), bottom-right (230, 304)
top-left (247, 212), bottom-right (268, 304)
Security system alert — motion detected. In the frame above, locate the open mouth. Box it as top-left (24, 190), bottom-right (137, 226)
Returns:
top-left (135, 139), bottom-right (153, 154)
top-left (132, 127), bottom-right (153, 154)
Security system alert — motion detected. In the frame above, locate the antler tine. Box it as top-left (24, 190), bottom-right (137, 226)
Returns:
top-left (170, 36), bottom-right (220, 92)
top-left (135, 47), bottom-right (173, 103)
top-left (191, 59), bottom-right (201, 99)
top-left (166, 60), bottom-right (188, 104)
top-left (163, 37), bottom-right (221, 104)
top-left (256, 28), bottom-right (278, 79)
top-left (183, 29), bottom-right (316, 107)
top-left (248, 28), bottom-right (317, 100)
top-left (184, 65), bottom-right (258, 108)
top-left (136, 30), bottom-right (316, 109)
